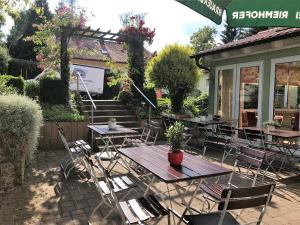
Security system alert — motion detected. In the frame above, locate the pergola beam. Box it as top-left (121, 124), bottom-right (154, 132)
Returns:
top-left (73, 27), bottom-right (126, 42)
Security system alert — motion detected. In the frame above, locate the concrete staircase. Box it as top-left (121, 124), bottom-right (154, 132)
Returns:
top-left (79, 99), bottom-right (142, 151)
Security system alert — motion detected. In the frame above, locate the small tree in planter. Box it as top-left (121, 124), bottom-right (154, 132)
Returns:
top-left (146, 44), bottom-right (199, 113)
top-left (166, 122), bottom-right (185, 166)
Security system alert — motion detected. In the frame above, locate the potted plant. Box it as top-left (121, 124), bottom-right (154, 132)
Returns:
top-left (108, 117), bottom-right (117, 130)
top-left (166, 122), bottom-right (185, 166)
top-left (263, 120), bottom-right (281, 132)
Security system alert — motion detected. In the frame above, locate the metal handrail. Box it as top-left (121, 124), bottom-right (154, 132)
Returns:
top-left (128, 78), bottom-right (156, 109)
top-left (76, 72), bottom-right (97, 110)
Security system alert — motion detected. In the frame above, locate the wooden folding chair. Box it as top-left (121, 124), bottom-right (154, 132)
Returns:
top-left (56, 122), bottom-right (92, 179)
top-left (185, 183), bottom-right (275, 225)
top-left (85, 155), bottom-right (170, 225)
top-left (200, 146), bottom-right (266, 211)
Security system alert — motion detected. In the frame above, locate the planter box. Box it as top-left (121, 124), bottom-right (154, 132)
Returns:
top-left (39, 121), bottom-right (89, 150)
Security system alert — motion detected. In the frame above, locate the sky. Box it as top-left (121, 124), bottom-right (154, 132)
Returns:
top-left (2, 0), bottom-right (224, 52)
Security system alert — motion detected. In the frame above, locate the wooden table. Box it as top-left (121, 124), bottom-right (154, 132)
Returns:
top-left (242, 126), bottom-right (300, 139)
top-left (119, 145), bottom-right (231, 224)
top-left (88, 124), bottom-right (137, 171)
top-left (162, 114), bottom-right (226, 126)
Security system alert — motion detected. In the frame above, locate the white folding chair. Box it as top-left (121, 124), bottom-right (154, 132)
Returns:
top-left (85, 155), bottom-right (170, 225)
top-left (56, 122), bottom-right (92, 179)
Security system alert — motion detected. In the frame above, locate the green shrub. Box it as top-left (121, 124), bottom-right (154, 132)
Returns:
top-left (144, 87), bottom-right (157, 107)
top-left (0, 46), bottom-right (9, 74)
top-left (8, 58), bottom-right (42, 79)
top-left (0, 95), bottom-right (43, 187)
top-left (25, 81), bottom-right (40, 99)
top-left (146, 44), bottom-right (199, 113)
top-left (39, 77), bottom-right (67, 105)
top-left (0, 79), bottom-right (17, 95)
top-left (183, 93), bottom-right (209, 117)
top-left (42, 104), bottom-right (84, 122)
top-left (118, 89), bottom-right (134, 105)
top-left (157, 98), bottom-right (171, 113)
top-left (0, 75), bottom-right (25, 94)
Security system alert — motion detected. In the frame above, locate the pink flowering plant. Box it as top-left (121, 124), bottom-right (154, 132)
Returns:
top-left (119, 13), bottom-right (155, 45)
top-left (27, 2), bottom-right (89, 70)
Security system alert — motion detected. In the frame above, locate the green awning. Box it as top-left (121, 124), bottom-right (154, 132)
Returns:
top-left (176, 0), bottom-right (300, 27)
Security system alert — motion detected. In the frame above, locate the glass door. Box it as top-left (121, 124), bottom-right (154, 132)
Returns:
top-left (238, 66), bottom-right (261, 127)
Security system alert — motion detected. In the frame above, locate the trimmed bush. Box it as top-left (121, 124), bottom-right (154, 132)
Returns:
top-left (25, 81), bottom-right (40, 99)
top-left (0, 46), bottom-right (9, 74)
top-left (42, 104), bottom-right (84, 122)
top-left (0, 75), bottom-right (25, 94)
top-left (146, 44), bottom-right (199, 113)
top-left (39, 77), bottom-right (67, 105)
top-left (157, 98), bottom-right (171, 113)
top-left (8, 58), bottom-right (42, 79)
top-left (0, 95), bottom-right (43, 190)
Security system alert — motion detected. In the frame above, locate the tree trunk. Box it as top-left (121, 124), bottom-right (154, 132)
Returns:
top-left (60, 26), bottom-right (71, 105)
top-left (170, 91), bottom-right (185, 114)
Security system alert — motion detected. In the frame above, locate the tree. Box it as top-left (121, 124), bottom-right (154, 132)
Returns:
top-left (221, 22), bottom-right (244, 44)
top-left (27, 0), bottom-right (88, 105)
top-left (7, 0), bottom-right (52, 60)
top-left (190, 26), bottom-right (217, 53)
top-left (0, 45), bottom-right (9, 74)
top-left (146, 44), bottom-right (199, 113)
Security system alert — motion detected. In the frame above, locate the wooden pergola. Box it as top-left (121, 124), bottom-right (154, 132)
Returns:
top-left (73, 27), bottom-right (127, 42)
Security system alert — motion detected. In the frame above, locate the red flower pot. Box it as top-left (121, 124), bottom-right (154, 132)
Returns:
top-left (168, 151), bottom-right (183, 166)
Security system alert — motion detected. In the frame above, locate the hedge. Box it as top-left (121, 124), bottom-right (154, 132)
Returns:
top-left (39, 77), bottom-right (67, 105)
top-left (8, 58), bottom-right (42, 79)
top-left (0, 95), bottom-right (43, 189)
top-left (24, 80), bottom-right (40, 99)
top-left (0, 75), bottom-right (25, 94)
top-left (0, 46), bottom-right (9, 74)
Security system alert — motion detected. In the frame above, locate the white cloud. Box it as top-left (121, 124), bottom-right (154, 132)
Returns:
top-left (3, 0), bottom-right (224, 52)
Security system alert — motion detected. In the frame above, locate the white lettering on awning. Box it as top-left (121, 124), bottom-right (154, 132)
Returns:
top-left (232, 11), bottom-right (289, 19)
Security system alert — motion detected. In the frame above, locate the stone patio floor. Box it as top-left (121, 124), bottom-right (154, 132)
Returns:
top-left (1, 149), bottom-right (300, 225)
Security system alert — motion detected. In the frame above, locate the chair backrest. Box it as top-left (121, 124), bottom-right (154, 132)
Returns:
top-left (162, 115), bottom-right (176, 129)
top-left (231, 146), bottom-right (265, 186)
top-left (147, 120), bottom-right (161, 145)
top-left (243, 128), bottom-right (266, 149)
top-left (217, 123), bottom-right (235, 140)
top-left (217, 184), bottom-right (275, 225)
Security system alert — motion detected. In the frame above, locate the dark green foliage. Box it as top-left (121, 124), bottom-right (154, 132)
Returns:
top-left (24, 81), bottom-right (40, 99)
top-left (183, 93), bottom-right (209, 117)
top-left (221, 22), bottom-right (244, 44)
top-left (118, 89), bottom-right (134, 105)
top-left (42, 104), bottom-right (84, 122)
top-left (8, 58), bottom-right (42, 79)
top-left (0, 46), bottom-right (9, 74)
top-left (7, 0), bottom-right (52, 60)
top-left (166, 121), bottom-right (185, 151)
top-left (125, 39), bottom-right (145, 98)
top-left (144, 86), bottom-right (157, 107)
top-left (39, 77), bottom-right (67, 105)
top-left (0, 75), bottom-right (24, 94)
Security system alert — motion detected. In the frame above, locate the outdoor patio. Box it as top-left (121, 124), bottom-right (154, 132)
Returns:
top-left (1, 148), bottom-right (300, 225)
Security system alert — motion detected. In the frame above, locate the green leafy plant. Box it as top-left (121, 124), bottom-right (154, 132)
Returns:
top-left (263, 120), bottom-right (281, 128)
top-left (0, 75), bottom-right (24, 94)
top-left (166, 122), bottom-right (185, 151)
top-left (0, 94), bottom-right (43, 187)
top-left (183, 93), bottom-right (209, 117)
top-left (0, 79), bottom-right (17, 95)
top-left (0, 46), bottom-right (9, 74)
top-left (42, 104), bottom-right (84, 122)
top-left (146, 44), bottom-right (199, 113)
top-left (25, 80), bottom-right (40, 99)
top-left (109, 117), bottom-right (116, 123)
top-left (39, 77), bottom-right (67, 105)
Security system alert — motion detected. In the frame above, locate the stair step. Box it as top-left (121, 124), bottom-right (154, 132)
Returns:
top-left (89, 115), bottom-right (137, 123)
top-left (83, 110), bottom-right (134, 116)
top-left (81, 100), bottom-right (123, 106)
top-left (80, 105), bottom-right (128, 110)
top-left (89, 121), bottom-right (140, 128)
